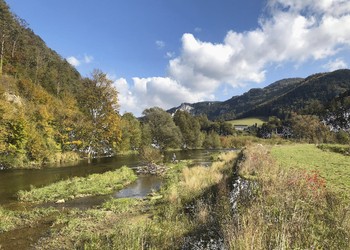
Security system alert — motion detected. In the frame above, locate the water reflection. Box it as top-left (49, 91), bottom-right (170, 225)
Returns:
top-left (115, 175), bottom-right (162, 198)
top-left (0, 149), bottom-right (232, 205)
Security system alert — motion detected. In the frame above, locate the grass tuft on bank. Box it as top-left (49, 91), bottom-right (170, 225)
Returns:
top-left (17, 166), bottom-right (137, 203)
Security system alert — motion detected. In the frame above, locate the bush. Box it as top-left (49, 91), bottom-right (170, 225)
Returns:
top-left (203, 131), bottom-right (221, 149)
top-left (139, 146), bottom-right (163, 164)
top-left (317, 144), bottom-right (350, 156)
top-left (336, 130), bottom-right (350, 144)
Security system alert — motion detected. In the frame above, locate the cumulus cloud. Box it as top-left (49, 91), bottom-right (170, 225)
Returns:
top-left (114, 77), bottom-right (213, 115)
top-left (114, 78), bottom-right (139, 113)
top-left (267, 0), bottom-right (350, 16)
top-left (117, 0), bottom-right (350, 116)
top-left (166, 0), bottom-right (350, 92)
top-left (323, 58), bottom-right (348, 71)
top-left (66, 56), bottom-right (80, 67)
top-left (156, 40), bottom-right (165, 49)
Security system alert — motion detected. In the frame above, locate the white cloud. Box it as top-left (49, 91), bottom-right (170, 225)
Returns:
top-left (167, 1), bottom-right (350, 92)
top-left (84, 54), bottom-right (94, 63)
top-left (67, 54), bottom-right (94, 67)
top-left (114, 78), bottom-right (139, 114)
top-left (116, 0), bottom-right (350, 116)
top-left (155, 40), bottom-right (165, 49)
top-left (323, 58), bottom-right (348, 71)
top-left (66, 56), bottom-right (80, 67)
top-left (113, 77), bottom-right (213, 116)
top-left (268, 0), bottom-right (350, 17)
top-left (166, 51), bottom-right (175, 58)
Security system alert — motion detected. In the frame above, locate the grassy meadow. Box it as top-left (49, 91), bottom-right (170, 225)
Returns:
top-left (226, 144), bottom-right (350, 249)
top-left (227, 117), bottom-right (268, 126)
top-left (271, 144), bottom-right (350, 196)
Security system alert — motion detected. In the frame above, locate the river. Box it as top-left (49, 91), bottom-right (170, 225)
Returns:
top-left (0, 149), bottom-right (224, 207)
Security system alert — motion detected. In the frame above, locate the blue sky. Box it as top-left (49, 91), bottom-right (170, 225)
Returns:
top-left (6, 0), bottom-right (350, 116)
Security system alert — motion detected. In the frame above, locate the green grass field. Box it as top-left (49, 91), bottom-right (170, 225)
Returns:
top-left (234, 144), bottom-right (350, 248)
top-left (227, 117), bottom-right (268, 126)
top-left (271, 144), bottom-right (350, 196)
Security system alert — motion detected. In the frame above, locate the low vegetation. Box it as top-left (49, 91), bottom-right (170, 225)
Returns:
top-left (34, 151), bottom-right (238, 249)
top-left (0, 207), bottom-right (57, 233)
top-left (7, 145), bottom-right (350, 249)
top-left (17, 166), bottom-right (137, 203)
top-left (224, 144), bottom-right (350, 249)
top-left (317, 143), bottom-right (350, 156)
top-left (271, 144), bottom-right (350, 196)
top-left (220, 135), bottom-right (290, 149)
top-left (227, 117), bottom-right (267, 126)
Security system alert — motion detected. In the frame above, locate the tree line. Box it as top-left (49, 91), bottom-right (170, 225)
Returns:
top-left (0, 1), bottom-right (236, 168)
top-left (1, 68), bottom-right (236, 168)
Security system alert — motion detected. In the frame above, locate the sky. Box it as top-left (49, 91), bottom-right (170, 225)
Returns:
top-left (5, 0), bottom-right (350, 116)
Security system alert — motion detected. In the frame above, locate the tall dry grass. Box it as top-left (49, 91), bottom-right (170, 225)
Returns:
top-left (224, 145), bottom-right (350, 249)
top-left (166, 151), bottom-right (236, 205)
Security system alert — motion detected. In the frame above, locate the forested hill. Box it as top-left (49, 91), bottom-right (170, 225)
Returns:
top-left (168, 78), bottom-right (304, 120)
top-left (0, 0), bottom-right (125, 168)
top-left (0, 0), bottom-right (82, 95)
top-left (244, 69), bottom-right (350, 118)
top-left (169, 69), bottom-right (350, 120)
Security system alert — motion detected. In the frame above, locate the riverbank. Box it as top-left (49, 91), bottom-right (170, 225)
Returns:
top-left (2, 144), bottom-right (349, 249)
top-left (0, 152), bottom-right (82, 170)
top-left (31, 151), bottom-right (238, 249)
top-left (0, 207), bottom-right (58, 233)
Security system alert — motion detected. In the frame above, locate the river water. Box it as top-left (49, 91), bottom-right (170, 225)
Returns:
top-left (0, 149), bottom-right (224, 207)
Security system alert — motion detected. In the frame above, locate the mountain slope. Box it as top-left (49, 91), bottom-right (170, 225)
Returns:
top-left (168, 78), bottom-right (303, 120)
top-left (169, 70), bottom-right (350, 120)
top-left (0, 0), bottom-right (97, 168)
top-left (244, 69), bottom-right (350, 118)
top-left (0, 0), bottom-right (82, 96)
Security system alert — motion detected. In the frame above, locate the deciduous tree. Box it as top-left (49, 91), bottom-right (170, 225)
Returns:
top-left (118, 112), bottom-right (141, 151)
top-left (142, 107), bottom-right (181, 151)
top-left (79, 70), bottom-right (122, 157)
top-left (174, 110), bottom-right (202, 149)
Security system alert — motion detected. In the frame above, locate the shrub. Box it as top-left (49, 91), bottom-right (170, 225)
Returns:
top-left (139, 145), bottom-right (163, 164)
